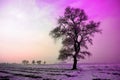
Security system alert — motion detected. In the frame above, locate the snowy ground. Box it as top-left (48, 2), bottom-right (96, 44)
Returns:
top-left (0, 63), bottom-right (120, 80)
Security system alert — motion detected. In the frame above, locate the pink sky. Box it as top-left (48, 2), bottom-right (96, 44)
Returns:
top-left (0, 0), bottom-right (120, 64)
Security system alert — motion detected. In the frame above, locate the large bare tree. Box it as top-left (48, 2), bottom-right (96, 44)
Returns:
top-left (50, 7), bottom-right (101, 70)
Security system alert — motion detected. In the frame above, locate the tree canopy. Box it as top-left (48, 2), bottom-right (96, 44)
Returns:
top-left (50, 6), bottom-right (101, 69)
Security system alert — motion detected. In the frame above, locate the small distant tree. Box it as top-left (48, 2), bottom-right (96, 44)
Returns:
top-left (43, 61), bottom-right (46, 64)
top-left (22, 60), bottom-right (26, 65)
top-left (50, 7), bottom-right (101, 70)
top-left (26, 60), bottom-right (29, 64)
top-left (32, 60), bottom-right (35, 65)
top-left (36, 60), bottom-right (41, 65)
top-left (22, 60), bottom-right (29, 65)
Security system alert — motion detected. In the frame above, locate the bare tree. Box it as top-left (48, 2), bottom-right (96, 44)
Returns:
top-left (50, 7), bottom-right (101, 70)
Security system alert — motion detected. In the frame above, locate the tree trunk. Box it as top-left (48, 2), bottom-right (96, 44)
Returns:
top-left (72, 55), bottom-right (77, 70)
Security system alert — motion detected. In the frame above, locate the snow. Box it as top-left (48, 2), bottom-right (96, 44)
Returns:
top-left (0, 63), bottom-right (120, 80)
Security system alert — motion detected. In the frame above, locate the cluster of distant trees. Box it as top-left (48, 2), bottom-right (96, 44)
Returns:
top-left (22, 60), bottom-right (46, 65)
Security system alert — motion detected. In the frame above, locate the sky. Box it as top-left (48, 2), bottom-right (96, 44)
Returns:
top-left (0, 0), bottom-right (120, 64)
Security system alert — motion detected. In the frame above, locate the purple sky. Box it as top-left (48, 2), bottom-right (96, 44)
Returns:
top-left (0, 0), bottom-right (120, 64)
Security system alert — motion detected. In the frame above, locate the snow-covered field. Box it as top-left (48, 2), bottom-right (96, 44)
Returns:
top-left (0, 63), bottom-right (120, 80)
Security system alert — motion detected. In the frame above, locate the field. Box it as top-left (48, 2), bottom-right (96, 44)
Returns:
top-left (0, 63), bottom-right (120, 80)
